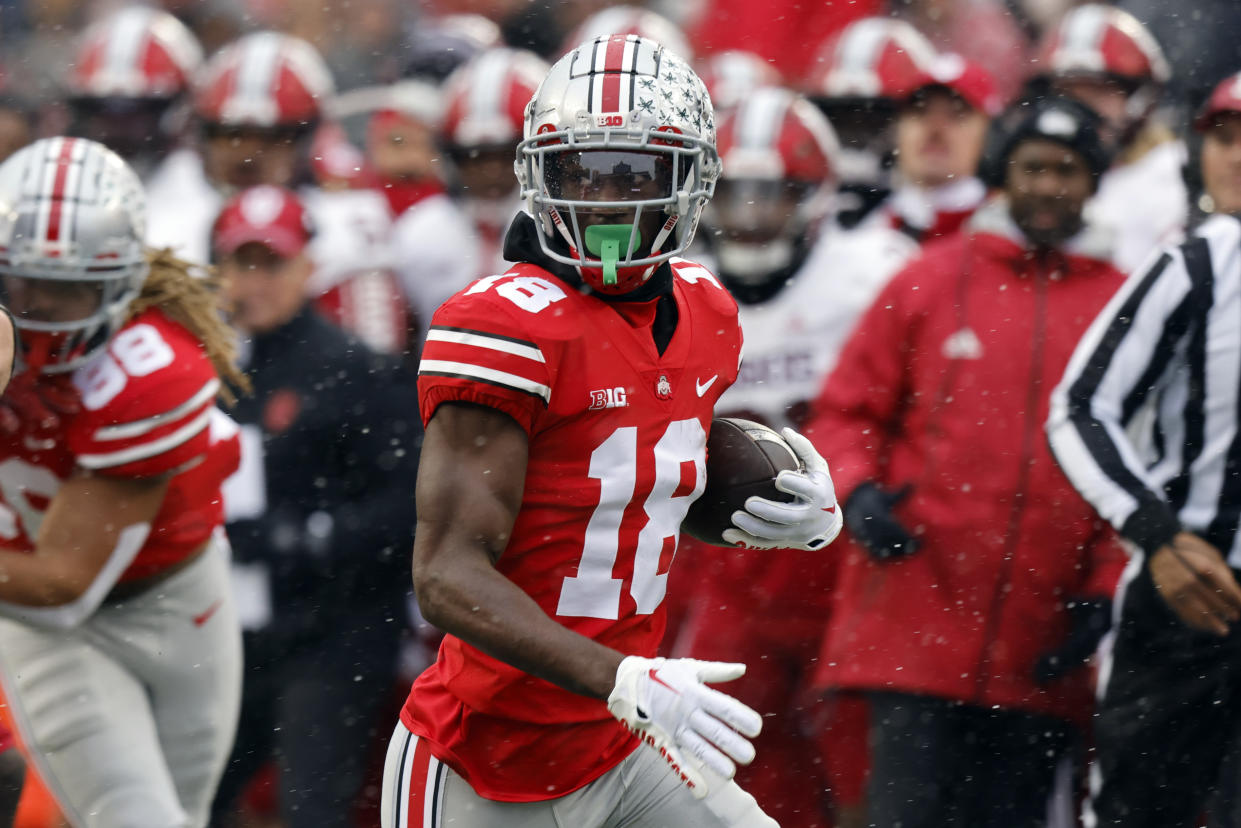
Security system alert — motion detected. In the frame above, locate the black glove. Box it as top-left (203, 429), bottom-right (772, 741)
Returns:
top-left (844, 481), bottom-right (918, 562)
top-left (1032, 598), bottom-right (1113, 685)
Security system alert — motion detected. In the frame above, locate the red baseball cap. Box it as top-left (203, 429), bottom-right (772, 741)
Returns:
top-left (212, 185), bottom-right (313, 258)
top-left (906, 54), bottom-right (1003, 117)
top-left (1195, 71), bottom-right (1241, 132)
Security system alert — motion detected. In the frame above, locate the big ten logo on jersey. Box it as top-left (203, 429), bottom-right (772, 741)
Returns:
top-left (73, 324), bottom-right (175, 411)
top-left (467, 272), bottom-right (567, 314)
top-left (589, 387), bottom-right (629, 410)
top-left (557, 419), bottom-right (705, 620)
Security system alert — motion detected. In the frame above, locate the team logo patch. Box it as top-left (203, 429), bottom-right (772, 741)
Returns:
top-left (655, 374), bottom-right (672, 400)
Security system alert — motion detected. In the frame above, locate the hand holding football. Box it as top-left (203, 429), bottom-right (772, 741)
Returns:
top-left (682, 418), bottom-right (800, 547)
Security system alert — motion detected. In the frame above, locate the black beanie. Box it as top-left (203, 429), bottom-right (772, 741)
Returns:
top-left (978, 96), bottom-right (1112, 188)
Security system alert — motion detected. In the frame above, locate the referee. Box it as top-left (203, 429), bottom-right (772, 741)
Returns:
top-left (1047, 69), bottom-right (1241, 827)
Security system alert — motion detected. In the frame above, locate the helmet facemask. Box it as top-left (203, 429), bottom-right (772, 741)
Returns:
top-left (519, 126), bottom-right (717, 294)
top-left (1, 266), bottom-right (145, 373)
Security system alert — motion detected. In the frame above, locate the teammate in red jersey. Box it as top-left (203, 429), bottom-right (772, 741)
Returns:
top-left (0, 137), bottom-right (248, 828)
top-left (380, 36), bottom-right (843, 828)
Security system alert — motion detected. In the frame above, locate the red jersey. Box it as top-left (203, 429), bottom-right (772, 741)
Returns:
top-left (402, 259), bottom-right (743, 802)
top-left (0, 308), bottom-right (240, 582)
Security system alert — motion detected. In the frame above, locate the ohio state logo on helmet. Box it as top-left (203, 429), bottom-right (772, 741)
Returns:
top-left (515, 35), bottom-right (720, 295)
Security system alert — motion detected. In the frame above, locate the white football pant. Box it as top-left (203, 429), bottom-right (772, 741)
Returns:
top-left (0, 534), bottom-right (242, 828)
top-left (380, 721), bottom-right (779, 828)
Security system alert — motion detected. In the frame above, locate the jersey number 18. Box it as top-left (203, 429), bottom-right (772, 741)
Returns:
top-left (556, 419), bottom-right (705, 620)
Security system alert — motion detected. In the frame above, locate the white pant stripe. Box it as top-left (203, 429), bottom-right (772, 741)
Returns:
top-left (385, 728), bottom-right (446, 828)
top-left (423, 754), bottom-right (443, 828)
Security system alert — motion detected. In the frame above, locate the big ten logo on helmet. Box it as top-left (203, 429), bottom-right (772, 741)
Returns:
top-left (596, 114), bottom-right (626, 127)
top-left (589, 386), bottom-right (629, 410)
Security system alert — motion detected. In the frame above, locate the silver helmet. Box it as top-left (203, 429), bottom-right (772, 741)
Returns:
top-left (0, 137), bottom-right (148, 373)
top-left (515, 35), bottom-right (720, 294)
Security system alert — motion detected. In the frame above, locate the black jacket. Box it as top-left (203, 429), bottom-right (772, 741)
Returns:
top-left (226, 306), bottom-right (420, 645)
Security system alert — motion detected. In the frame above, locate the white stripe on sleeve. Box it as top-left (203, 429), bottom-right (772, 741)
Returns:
top-left (424, 329), bottom-right (545, 362)
top-left (418, 359), bottom-right (551, 402)
top-left (78, 407), bottom-right (212, 469)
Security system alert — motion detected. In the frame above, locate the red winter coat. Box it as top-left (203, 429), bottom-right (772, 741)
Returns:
top-left (804, 203), bottom-right (1129, 723)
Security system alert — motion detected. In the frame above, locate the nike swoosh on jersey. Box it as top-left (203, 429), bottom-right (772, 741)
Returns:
top-left (193, 600), bottom-right (222, 627)
top-left (695, 375), bottom-right (718, 397)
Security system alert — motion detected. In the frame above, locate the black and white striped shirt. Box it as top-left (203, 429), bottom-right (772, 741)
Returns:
top-left (1048, 213), bottom-right (1241, 566)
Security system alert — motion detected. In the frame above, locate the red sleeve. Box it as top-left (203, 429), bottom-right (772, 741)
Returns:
top-left (802, 258), bottom-right (926, 499)
top-left (1083, 527), bottom-right (1130, 600)
top-left (68, 314), bottom-right (220, 478)
top-left (417, 290), bottom-right (554, 435)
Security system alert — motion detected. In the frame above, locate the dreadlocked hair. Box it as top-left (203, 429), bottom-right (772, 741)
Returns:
top-left (127, 248), bottom-right (250, 404)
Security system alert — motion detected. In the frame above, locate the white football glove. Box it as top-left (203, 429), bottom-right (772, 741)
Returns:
top-left (607, 655), bottom-right (762, 799)
top-left (722, 428), bottom-right (844, 551)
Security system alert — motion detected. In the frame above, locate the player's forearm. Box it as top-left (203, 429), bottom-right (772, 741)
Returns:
top-left (0, 550), bottom-right (87, 606)
top-left (415, 548), bottom-right (623, 700)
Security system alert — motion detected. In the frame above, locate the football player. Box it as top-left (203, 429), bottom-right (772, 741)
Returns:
top-left (380, 36), bottom-right (842, 828)
top-left (441, 48), bottom-right (550, 279)
top-left (66, 6), bottom-right (203, 180)
top-left (0, 137), bottom-right (246, 828)
top-left (801, 17), bottom-right (939, 229)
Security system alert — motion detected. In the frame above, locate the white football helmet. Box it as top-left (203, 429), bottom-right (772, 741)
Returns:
top-left (195, 31), bottom-right (335, 129)
top-left (516, 35), bottom-right (720, 294)
top-left (70, 6), bottom-right (203, 101)
top-left (0, 137), bottom-right (148, 373)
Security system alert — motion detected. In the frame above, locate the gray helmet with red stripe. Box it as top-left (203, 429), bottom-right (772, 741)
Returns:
top-left (0, 137), bottom-right (148, 373)
top-left (515, 35), bottom-right (719, 293)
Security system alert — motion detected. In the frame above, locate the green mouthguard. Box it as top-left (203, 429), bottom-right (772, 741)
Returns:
top-left (584, 224), bottom-right (641, 286)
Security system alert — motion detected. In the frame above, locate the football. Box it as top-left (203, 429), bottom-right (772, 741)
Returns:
top-left (683, 417), bottom-right (802, 546)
